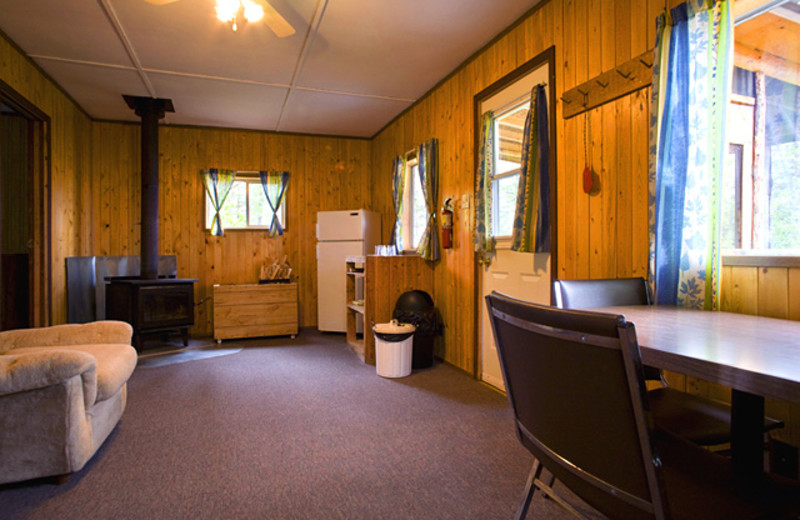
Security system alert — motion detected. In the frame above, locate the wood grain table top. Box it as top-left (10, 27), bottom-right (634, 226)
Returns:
top-left (590, 305), bottom-right (800, 404)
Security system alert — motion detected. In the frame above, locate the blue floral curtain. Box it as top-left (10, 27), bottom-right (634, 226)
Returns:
top-left (390, 156), bottom-right (406, 251)
top-left (416, 138), bottom-right (440, 261)
top-left (202, 168), bottom-right (236, 236)
top-left (648, 0), bottom-right (732, 310)
top-left (474, 111), bottom-right (495, 265)
top-left (259, 170), bottom-right (290, 237)
top-left (510, 84), bottom-right (550, 253)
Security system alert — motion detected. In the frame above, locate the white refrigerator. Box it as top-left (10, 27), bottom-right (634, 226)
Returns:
top-left (316, 210), bottom-right (381, 332)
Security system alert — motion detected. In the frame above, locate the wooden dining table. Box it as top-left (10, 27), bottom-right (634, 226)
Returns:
top-left (591, 305), bottom-right (800, 477)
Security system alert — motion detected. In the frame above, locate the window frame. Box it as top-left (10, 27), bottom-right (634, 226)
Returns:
top-left (400, 153), bottom-right (426, 252)
top-left (722, 2), bottom-right (800, 260)
top-left (476, 57), bottom-right (551, 249)
top-left (722, 95), bottom-right (756, 252)
top-left (489, 99), bottom-right (530, 242)
top-left (204, 172), bottom-right (287, 232)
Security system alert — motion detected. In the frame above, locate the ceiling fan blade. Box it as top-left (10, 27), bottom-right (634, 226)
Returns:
top-left (144, 0), bottom-right (182, 5)
top-left (260, 0), bottom-right (296, 38)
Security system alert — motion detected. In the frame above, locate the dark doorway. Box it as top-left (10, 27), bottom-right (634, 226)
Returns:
top-left (0, 103), bottom-right (31, 329)
top-left (0, 79), bottom-right (51, 331)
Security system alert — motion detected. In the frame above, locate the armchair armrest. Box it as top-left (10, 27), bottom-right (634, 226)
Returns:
top-left (0, 321), bottom-right (133, 354)
top-left (0, 350), bottom-right (98, 407)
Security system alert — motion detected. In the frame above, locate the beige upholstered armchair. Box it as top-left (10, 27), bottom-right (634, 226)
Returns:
top-left (0, 321), bottom-right (137, 484)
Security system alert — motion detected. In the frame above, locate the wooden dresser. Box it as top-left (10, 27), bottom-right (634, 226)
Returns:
top-left (212, 283), bottom-right (298, 342)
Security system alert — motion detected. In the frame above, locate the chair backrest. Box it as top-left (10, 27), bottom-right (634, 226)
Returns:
top-left (553, 277), bottom-right (663, 382)
top-left (485, 291), bottom-right (668, 520)
top-left (553, 277), bottom-right (650, 309)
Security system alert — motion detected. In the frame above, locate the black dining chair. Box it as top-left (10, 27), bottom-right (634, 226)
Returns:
top-left (485, 291), bottom-right (800, 520)
top-left (552, 277), bottom-right (783, 447)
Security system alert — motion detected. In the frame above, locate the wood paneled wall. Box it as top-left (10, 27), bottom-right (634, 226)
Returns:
top-left (89, 123), bottom-right (374, 335)
top-left (0, 114), bottom-right (29, 254)
top-left (0, 34), bottom-right (93, 326)
top-left (372, 0), bottom-right (664, 372)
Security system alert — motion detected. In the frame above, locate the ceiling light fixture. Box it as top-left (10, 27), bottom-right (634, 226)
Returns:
top-left (215, 0), bottom-right (264, 31)
top-left (145, 0), bottom-right (294, 37)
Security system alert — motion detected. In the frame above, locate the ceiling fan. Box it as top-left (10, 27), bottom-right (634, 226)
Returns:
top-left (145, 0), bottom-right (296, 36)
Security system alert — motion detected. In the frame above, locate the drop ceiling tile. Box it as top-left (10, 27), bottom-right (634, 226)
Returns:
top-left (110, 0), bottom-right (318, 85)
top-left (0, 0), bottom-right (132, 66)
top-left (0, 0), bottom-right (543, 136)
top-left (278, 89), bottom-right (411, 138)
top-left (148, 72), bottom-right (288, 130)
top-left (33, 59), bottom-right (148, 121)
top-left (296, 0), bottom-right (541, 99)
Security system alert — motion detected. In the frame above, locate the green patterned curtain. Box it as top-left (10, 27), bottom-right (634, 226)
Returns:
top-left (259, 170), bottom-right (290, 237)
top-left (416, 138), bottom-right (440, 261)
top-left (648, 0), bottom-right (732, 310)
top-left (202, 168), bottom-right (236, 236)
top-left (474, 111), bottom-right (495, 265)
top-left (390, 156), bottom-right (406, 251)
top-left (510, 84), bottom-right (550, 253)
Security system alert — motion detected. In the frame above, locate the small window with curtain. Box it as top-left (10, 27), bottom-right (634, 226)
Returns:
top-left (475, 60), bottom-right (549, 254)
top-left (400, 154), bottom-right (428, 251)
top-left (204, 173), bottom-right (286, 231)
top-left (491, 102), bottom-right (529, 238)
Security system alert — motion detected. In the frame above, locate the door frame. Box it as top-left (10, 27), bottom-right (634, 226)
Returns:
top-left (471, 46), bottom-right (558, 378)
top-left (0, 77), bottom-right (52, 327)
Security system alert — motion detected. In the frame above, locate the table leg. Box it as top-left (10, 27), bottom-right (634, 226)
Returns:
top-left (731, 389), bottom-right (765, 477)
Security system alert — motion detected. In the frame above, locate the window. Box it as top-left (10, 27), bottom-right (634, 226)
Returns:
top-left (478, 61), bottom-right (548, 242)
top-left (491, 103), bottom-right (529, 237)
top-left (722, 3), bottom-right (800, 255)
top-left (205, 174), bottom-right (286, 231)
top-left (400, 156), bottom-right (428, 250)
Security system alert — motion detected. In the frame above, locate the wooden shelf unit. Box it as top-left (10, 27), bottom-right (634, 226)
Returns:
top-left (345, 257), bottom-right (366, 359)
top-left (213, 283), bottom-right (298, 342)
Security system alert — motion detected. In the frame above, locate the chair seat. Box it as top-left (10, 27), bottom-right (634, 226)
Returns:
top-left (650, 387), bottom-right (784, 446)
top-left (656, 429), bottom-right (800, 520)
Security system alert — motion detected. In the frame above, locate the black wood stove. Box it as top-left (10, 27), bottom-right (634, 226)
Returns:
top-left (106, 278), bottom-right (196, 351)
top-left (105, 95), bottom-right (196, 352)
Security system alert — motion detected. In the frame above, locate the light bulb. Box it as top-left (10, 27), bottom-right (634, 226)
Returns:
top-left (242, 0), bottom-right (264, 23)
top-left (215, 0), bottom-right (239, 23)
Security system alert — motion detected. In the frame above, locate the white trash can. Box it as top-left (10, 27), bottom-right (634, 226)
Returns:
top-left (373, 319), bottom-right (416, 378)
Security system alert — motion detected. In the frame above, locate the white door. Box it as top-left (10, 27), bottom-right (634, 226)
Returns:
top-left (480, 250), bottom-right (550, 390)
top-left (317, 240), bottom-right (364, 332)
top-left (476, 61), bottom-right (551, 390)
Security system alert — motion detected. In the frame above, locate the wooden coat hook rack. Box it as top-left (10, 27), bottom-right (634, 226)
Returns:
top-left (561, 49), bottom-right (654, 119)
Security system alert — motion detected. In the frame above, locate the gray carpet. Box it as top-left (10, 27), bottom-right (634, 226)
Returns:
top-left (0, 330), bottom-right (601, 520)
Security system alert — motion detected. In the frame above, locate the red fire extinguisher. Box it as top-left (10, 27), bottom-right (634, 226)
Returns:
top-left (441, 198), bottom-right (454, 249)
